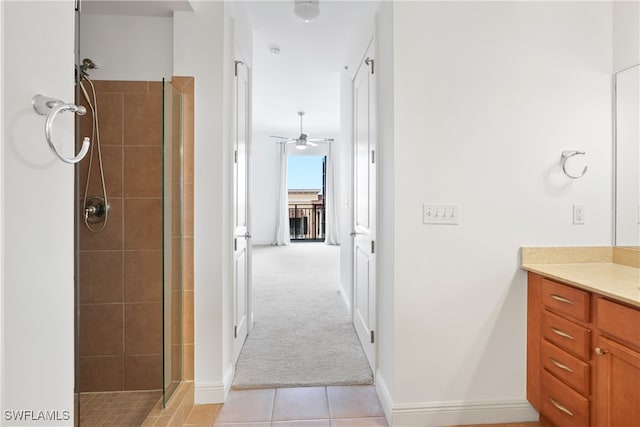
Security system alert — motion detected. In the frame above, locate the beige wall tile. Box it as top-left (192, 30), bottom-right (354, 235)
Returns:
top-left (78, 92), bottom-right (124, 146)
top-left (124, 93), bottom-right (162, 146)
top-left (124, 354), bottom-right (162, 391)
top-left (124, 250), bottom-right (162, 302)
top-left (93, 80), bottom-right (150, 94)
top-left (79, 251), bottom-right (123, 304)
top-left (78, 145), bottom-right (124, 198)
top-left (183, 237), bottom-right (194, 291)
top-left (183, 182), bottom-right (194, 236)
top-left (171, 290), bottom-right (181, 344)
top-left (124, 146), bottom-right (162, 198)
top-left (124, 199), bottom-right (162, 250)
top-left (80, 304), bottom-right (123, 356)
top-left (148, 81), bottom-right (163, 94)
top-left (171, 344), bottom-right (182, 383)
top-left (94, 93), bottom-right (124, 145)
top-left (183, 290), bottom-right (194, 344)
top-left (183, 129), bottom-right (194, 184)
top-left (183, 344), bottom-right (194, 381)
top-left (79, 356), bottom-right (124, 392)
top-left (171, 237), bottom-right (182, 291)
top-left (124, 302), bottom-right (162, 354)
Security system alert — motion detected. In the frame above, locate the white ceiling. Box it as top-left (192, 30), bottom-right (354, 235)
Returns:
top-left (82, 0), bottom-right (193, 17)
top-left (240, 1), bottom-right (377, 137)
top-left (83, 0), bottom-right (377, 138)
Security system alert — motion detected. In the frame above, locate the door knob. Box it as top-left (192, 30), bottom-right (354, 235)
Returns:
top-left (350, 231), bottom-right (364, 237)
top-left (594, 347), bottom-right (606, 356)
top-left (236, 232), bottom-right (251, 239)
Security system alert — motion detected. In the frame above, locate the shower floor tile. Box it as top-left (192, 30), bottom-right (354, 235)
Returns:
top-left (78, 390), bottom-right (161, 427)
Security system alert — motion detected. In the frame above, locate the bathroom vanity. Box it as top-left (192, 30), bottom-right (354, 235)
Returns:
top-left (521, 247), bottom-right (640, 427)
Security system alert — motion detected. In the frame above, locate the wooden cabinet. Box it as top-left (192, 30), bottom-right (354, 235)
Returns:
top-left (527, 272), bottom-right (640, 427)
top-left (593, 298), bottom-right (640, 427)
top-left (594, 336), bottom-right (640, 427)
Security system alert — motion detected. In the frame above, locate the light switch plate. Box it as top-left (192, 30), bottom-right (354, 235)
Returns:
top-left (423, 204), bottom-right (459, 225)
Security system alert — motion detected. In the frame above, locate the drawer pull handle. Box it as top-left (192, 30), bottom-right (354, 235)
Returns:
top-left (549, 357), bottom-right (574, 372)
top-left (550, 327), bottom-right (574, 340)
top-left (550, 398), bottom-right (574, 417)
top-left (550, 294), bottom-right (574, 304)
top-left (595, 347), bottom-right (607, 356)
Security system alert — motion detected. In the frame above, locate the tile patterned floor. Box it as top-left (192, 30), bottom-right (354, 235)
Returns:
top-left (182, 385), bottom-right (543, 427)
top-left (184, 386), bottom-right (388, 427)
top-left (78, 390), bottom-right (161, 427)
top-left (76, 386), bottom-right (542, 427)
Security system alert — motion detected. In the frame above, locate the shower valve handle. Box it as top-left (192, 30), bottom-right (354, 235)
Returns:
top-left (84, 205), bottom-right (97, 221)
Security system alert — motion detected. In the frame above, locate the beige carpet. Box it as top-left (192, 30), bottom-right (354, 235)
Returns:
top-left (232, 243), bottom-right (373, 389)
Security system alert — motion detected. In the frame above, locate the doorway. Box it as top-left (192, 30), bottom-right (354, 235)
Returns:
top-left (288, 155), bottom-right (326, 242)
top-left (231, 0), bottom-right (379, 391)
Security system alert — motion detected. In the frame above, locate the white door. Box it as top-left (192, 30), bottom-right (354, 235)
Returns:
top-left (233, 56), bottom-right (251, 362)
top-left (352, 44), bottom-right (376, 370)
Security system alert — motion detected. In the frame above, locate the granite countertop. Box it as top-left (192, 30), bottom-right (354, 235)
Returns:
top-left (521, 247), bottom-right (640, 308)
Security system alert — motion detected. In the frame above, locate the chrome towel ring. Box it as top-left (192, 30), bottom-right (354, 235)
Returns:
top-left (561, 150), bottom-right (587, 179)
top-left (32, 94), bottom-right (90, 164)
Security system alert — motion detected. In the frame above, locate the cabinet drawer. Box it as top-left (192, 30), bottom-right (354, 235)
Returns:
top-left (542, 310), bottom-right (591, 360)
top-left (542, 278), bottom-right (590, 322)
top-left (596, 298), bottom-right (640, 350)
top-left (541, 339), bottom-right (590, 395)
top-left (541, 369), bottom-right (589, 427)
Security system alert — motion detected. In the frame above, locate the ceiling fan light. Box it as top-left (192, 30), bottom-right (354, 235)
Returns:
top-left (294, 0), bottom-right (320, 23)
top-left (296, 140), bottom-right (307, 150)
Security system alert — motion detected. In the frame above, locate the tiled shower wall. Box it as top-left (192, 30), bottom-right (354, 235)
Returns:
top-left (78, 81), bottom-right (163, 391)
top-left (172, 76), bottom-right (195, 383)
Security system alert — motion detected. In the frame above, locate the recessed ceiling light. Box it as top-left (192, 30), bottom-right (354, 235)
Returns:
top-left (270, 47), bottom-right (281, 55)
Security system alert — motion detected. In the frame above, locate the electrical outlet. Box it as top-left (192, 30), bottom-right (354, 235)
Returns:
top-left (423, 204), bottom-right (459, 225)
top-left (573, 204), bottom-right (585, 225)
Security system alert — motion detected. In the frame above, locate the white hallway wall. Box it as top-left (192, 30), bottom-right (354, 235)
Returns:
top-left (79, 14), bottom-right (173, 81)
top-left (382, 2), bottom-right (613, 425)
top-left (1, 1), bottom-right (75, 424)
top-left (174, 1), bottom-right (235, 402)
top-left (613, 0), bottom-right (640, 72)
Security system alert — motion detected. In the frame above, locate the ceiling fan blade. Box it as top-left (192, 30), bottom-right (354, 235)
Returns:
top-left (307, 141), bottom-right (318, 146)
top-left (270, 135), bottom-right (293, 140)
top-left (286, 140), bottom-right (296, 144)
top-left (307, 138), bottom-right (335, 142)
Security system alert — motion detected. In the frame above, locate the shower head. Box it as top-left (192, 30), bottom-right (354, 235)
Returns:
top-left (78, 58), bottom-right (98, 79)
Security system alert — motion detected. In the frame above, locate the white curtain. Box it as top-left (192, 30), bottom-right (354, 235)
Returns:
top-left (274, 142), bottom-right (290, 245)
top-left (324, 144), bottom-right (340, 245)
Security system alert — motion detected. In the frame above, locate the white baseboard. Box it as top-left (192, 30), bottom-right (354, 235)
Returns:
top-left (194, 364), bottom-right (235, 404)
top-left (374, 372), bottom-right (538, 427)
top-left (392, 398), bottom-right (538, 427)
top-left (338, 282), bottom-right (351, 313)
top-left (374, 370), bottom-right (393, 425)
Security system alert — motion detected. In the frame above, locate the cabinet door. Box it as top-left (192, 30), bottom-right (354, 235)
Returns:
top-left (595, 336), bottom-right (640, 427)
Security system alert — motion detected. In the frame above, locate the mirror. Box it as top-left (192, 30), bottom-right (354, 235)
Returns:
top-left (614, 64), bottom-right (640, 248)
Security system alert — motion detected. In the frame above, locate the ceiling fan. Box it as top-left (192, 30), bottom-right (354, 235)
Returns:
top-left (270, 111), bottom-right (334, 150)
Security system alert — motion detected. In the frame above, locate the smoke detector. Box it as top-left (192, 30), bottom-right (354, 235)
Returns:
top-left (293, 0), bottom-right (320, 23)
